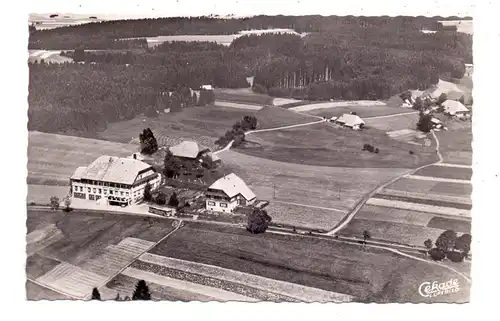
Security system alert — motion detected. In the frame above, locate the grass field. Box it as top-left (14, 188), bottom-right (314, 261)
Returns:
top-left (254, 106), bottom-right (319, 129)
top-left (413, 165), bottom-right (472, 181)
top-left (26, 280), bottom-right (72, 300)
top-left (434, 127), bottom-right (472, 165)
top-left (219, 149), bottom-right (407, 215)
top-left (387, 177), bottom-right (472, 197)
top-left (238, 122), bottom-right (437, 168)
top-left (100, 106), bottom-right (258, 150)
top-left (149, 222), bottom-right (470, 302)
top-left (265, 202), bottom-right (347, 230)
top-left (27, 210), bottom-right (175, 266)
top-left (214, 101), bottom-right (263, 110)
top-left (427, 217), bottom-right (472, 234)
top-left (214, 88), bottom-right (274, 105)
top-left (27, 185), bottom-right (69, 205)
top-left (305, 105), bottom-right (408, 119)
top-left (365, 113), bottom-right (419, 132)
top-left (289, 100), bottom-right (386, 112)
top-left (340, 218), bottom-right (445, 247)
top-left (28, 131), bottom-right (138, 186)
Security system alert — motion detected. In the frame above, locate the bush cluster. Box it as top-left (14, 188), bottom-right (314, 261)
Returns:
top-left (362, 144), bottom-right (379, 153)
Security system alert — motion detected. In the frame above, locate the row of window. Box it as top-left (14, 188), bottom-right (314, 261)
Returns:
top-left (80, 180), bottom-right (130, 189)
top-left (207, 201), bottom-right (228, 208)
top-left (73, 185), bottom-right (130, 197)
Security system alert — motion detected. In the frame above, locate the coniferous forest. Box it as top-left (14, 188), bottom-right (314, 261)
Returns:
top-left (28, 15), bottom-right (472, 135)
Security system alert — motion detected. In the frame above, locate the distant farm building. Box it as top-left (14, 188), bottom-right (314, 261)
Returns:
top-left (465, 63), bottom-right (473, 76)
top-left (334, 113), bottom-right (365, 130)
top-left (441, 100), bottom-right (470, 117)
top-left (70, 155), bottom-right (161, 206)
top-left (169, 141), bottom-right (207, 160)
top-left (199, 151), bottom-right (221, 167)
top-left (205, 173), bottom-right (256, 213)
top-left (201, 85), bottom-right (214, 91)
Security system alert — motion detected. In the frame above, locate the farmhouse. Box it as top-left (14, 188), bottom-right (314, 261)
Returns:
top-left (334, 113), bottom-right (365, 130)
top-left (205, 173), bottom-right (256, 213)
top-left (169, 141), bottom-right (207, 160)
top-left (70, 155), bottom-right (161, 206)
top-left (441, 100), bottom-right (469, 117)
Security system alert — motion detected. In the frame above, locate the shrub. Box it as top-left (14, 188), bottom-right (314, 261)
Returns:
top-left (409, 150), bottom-right (414, 155)
top-left (429, 248), bottom-right (446, 261)
top-left (132, 280), bottom-right (151, 301)
top-left (156, 192), bottom-right (167, 205)
top-left (50, 196), bottom-right (60, 210)
top-left (247, 208), bottom-right (272, 234)
top-left (91, 288), bottom-right (101, 300)
top-left (168, 192), bottom-right (179, 207)
top-left (446, 251), bottom-right (465, 263)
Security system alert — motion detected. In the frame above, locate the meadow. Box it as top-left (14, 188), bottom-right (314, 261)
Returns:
top-left (149, 222), bottom-right (470, 303)
top-left (100, 106), bottom-right (258, 150)
top-left (305, 105), bottom-right (411, 119)
top-left (237, 122), bottom-right (437, 168)
top-left (214, 88), bottom-right (275, 105)
top-left (365, 113), bottom-right (419, 132)
top-left (254, 106), bottom-right (320, 129)
top-left (434, 127), bottom-right (472, 165)
top-left (28, 131), bottom-right (138, 186)
top-left (219, 149), bottom-right (408, 223)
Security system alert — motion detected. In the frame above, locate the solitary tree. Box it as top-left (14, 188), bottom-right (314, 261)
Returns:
top-left (435, 230), bottom-right (457, 253)
top-left (417, 112), bottom-right (433, 133)
top-left (168, 192), bottom-right (179, 208)
top-left (63, 197), bottom-right (72, 212)
top-left (91, 288), bottom-right (101, 300)
top-left (143, 183), bottom-right (152, 202)
top-left (247, 208), bottom-right (272, 234)
top-left (424, 239), bottom-right (433, 254)
top-left (436, 93), bottom-right (448, 105)
top-left (139, 128), bottom-right (158, 155)
top-left (362, 230), bottom-right (371, 244)
top-left (50, 196), bottom-right (60, 210)
top-left (454, 233), bottom-right (472, 257)
top-left (164, 150), bottom-right (181, 178)
top-left (156, 192), bottom-right (167, 205)
top-left (132, 280), bottom-right (151, 301)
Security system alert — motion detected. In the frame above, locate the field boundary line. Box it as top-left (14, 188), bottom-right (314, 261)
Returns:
top-left (92, 221), bottom-right (184, 300)
top-left (405, 175), bottom-right (471, 184)
top-left (364, 111), bottom-right (418, 120)
top-left (434, 163), bottom-right (471, 169)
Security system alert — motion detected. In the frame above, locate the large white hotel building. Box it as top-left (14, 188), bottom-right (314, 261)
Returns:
top-left (69, 155), bottom-right (161, 206)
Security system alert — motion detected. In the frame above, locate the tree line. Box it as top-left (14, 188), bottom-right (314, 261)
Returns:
top-left (29, 15), bottom-right (471, 49)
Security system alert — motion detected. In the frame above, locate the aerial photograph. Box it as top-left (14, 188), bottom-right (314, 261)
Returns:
top-left (26, 12), bottom-right (472, 303)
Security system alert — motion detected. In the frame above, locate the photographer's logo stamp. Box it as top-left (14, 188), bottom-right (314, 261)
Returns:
top-left (419, 279), bottom-right (460, 298)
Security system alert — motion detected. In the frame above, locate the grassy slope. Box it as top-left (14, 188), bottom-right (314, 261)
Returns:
top-left (434, 125), bottom-right (472, 165)
top-left (237, 123), bottom-right (437, 168)
top-left (214, 88), bottom-right (274, 105)
top-left (387, 177), bottom-right (472, 197)
top-left (28, 131), bottom-right (138, 186)
top-left (255, 106), bottom-right (319, 129)
top-left (150, 222), bottom-right (470, 302)
top-left (219, 149), bottom-right (407, 212)
top-left (99, 106), bottom-right (257, 150)
top-left (365, 113), bottom-right (419, 132)
top-left (27, 210), bottom-right (175, 266)
top-left (414, 165), bottom-right (472, 180)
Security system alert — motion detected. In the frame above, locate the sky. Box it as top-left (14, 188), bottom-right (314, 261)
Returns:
top-left (27, 0), bottom-right (475, 19)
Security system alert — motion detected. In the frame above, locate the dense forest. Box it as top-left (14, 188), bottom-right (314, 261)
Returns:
top-left (28, 62), bottom-right (214, 135)
top-left (29, 15), bottom-right (469, 49)
top-left (28, 15), bottom-right (472, 135)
